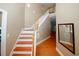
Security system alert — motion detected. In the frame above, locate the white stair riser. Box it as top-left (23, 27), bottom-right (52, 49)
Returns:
top-left (17, 39), bottom-right (32, 41)
top-left (19, 35), bottom-right (33, 37)
top-left (21, 31), bottom-right (34, 33)
top-left (13, 51), bottom-right (32, 54)
top-left (24, 27), bottom-right (32, 30)
top-left (15, 44), bottom-right (32, 47)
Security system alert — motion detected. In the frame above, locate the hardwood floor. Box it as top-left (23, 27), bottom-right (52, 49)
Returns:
top-left (36, 32), bottom-right (60, 56)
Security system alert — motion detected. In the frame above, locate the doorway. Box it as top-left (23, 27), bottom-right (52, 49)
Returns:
top-left (0, 9), bottom-right (7, 56)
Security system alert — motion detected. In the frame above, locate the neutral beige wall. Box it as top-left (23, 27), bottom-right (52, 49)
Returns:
top-left (37, 16), bottom-right (51, 43)
top-left (56, 3), bottom-right (79, 56)
top-left (25, 3), bottom-right (46, 27)
top-left (0, 3), bottom-right (25, 55)
top-left (25, 3), bottom-right (54, 27)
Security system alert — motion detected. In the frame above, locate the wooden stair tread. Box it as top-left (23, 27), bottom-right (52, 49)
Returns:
top-left (17, 41), bottom-right (32, 44)
top-left (20, 33), bottom-right (33, 35)
top-left (19, 37), bottom-right (32, 39)
top-left (24, 29), bottom-right (33, 31)
top-left (24, 28), bottom-right (33, 30)
top-left (14, 47), bottom-right (32, 51)
top-left (12, 54), bottom-right (31, 56)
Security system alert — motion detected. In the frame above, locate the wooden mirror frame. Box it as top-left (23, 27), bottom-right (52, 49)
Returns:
top-left (58, 23), bottom-right (75, 54)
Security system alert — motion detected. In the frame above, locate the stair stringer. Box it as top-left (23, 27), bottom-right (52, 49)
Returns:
top-left (9, 30), bottom-right (22, 56)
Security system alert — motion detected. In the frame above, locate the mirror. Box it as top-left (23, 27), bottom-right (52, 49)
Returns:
top-left (58, 23), bottom-right (75, 54)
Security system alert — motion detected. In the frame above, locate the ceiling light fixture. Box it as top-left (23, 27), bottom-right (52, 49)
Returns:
top-left (27, 3), bottom-right (30, 8)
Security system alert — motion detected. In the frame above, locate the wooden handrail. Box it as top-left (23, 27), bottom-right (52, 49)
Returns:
top-left (32, 34), bottom-right (34, 56)
top-left (32, 31), bottom-right (37, 56)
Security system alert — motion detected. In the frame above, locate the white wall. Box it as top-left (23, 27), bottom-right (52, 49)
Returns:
top-left (25, 4), bottom-right (45, 27)
top-left (0, 3), bottom-right (25, 55)
top-left (25, 3), bottom-right (55, 28)
top-left (56, 3), bottom-right (79, 56)
top-left (37, 16), bottom-right (51, 43)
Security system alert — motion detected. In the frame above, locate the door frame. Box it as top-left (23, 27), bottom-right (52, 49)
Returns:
top-left (0, 9), bottom-right (7, 56)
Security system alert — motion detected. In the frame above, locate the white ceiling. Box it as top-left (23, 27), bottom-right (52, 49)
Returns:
top-left (40, 3), bottom-right (55, 7)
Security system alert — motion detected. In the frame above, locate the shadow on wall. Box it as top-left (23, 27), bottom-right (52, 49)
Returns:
top-left (37, 16), bottom-right (51, 43)
top-left (50, 14), bottom-right (56, 32)
top-left (36, 13), bottom-right (56, 43)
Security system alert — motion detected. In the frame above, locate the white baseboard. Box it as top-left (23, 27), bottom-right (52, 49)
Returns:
top-left (36, 35), bottom-right (50, 46)
top-left (56, 47), bottom-right (64, 56)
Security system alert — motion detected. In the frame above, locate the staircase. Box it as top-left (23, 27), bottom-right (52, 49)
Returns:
top-left (10, 28), bottom-right (34, 56)
top-left (10, 8), bottom-right (53, 56)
